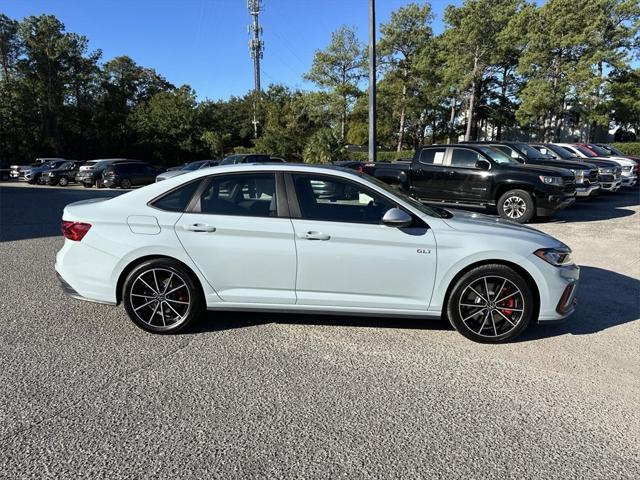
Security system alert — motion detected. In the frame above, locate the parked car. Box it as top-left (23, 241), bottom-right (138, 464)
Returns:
top-left (464, 141), bottom-right (600, 199)
top-left (43, 161), bottom-right (86, 186)
top-left (218, 153), bottom-right (282, 165)
top-left (156, 160), bottom-right (219, 182)
top-left (0, 160), bottom-right (10, 181)
top-left (102, 162), bottom-right (161, 189)
top-left (595, 144), bottom-right (640, 162)
top-left (56, 163), bottom-right (579, 343)
top-left (553, 143), bottom-right (638, 187)
top-left (530, 144), bottom-right (623, 193)
top-left (361, 144), bottom-right (576, 223)
top-left (76, 159), bottom-right (144, 188)
top-left (11, 157), bottom-right (65, 181)
top-left (24, 160), bottom-right (68, 184)
top-left (332, 160), bottom-right (366, 172)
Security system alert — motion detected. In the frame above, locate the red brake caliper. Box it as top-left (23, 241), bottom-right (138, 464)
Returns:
top-left (498, 288), bottom-right (515, 316)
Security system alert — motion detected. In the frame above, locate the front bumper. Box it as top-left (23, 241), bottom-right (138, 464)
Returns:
top-left (102, 179), bottom-right (117, 188)
top-left (621, 175), bottom-right (637, 187)
top-left (536, 191), bottom-right (576, 217)
top-left (575, 183), bottom-right (600, 198)
top-left (600, 179), bottom-right (622, 192)
top-left (536, 262), bottom-right (580, 323)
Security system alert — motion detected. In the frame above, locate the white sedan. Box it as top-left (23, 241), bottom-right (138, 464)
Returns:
top-left (56, 164), bottom-right (579, 343)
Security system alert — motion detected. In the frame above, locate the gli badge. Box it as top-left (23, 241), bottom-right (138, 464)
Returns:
top-left (417, 248), bottom-right (431, 254)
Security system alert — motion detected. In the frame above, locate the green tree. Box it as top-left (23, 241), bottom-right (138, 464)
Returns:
top-left (302, 128), bottom-right (344, 164)
top-left (379, 2), bottom-right (434, 150)
top-left (304, 25), bottom-right (366, 141)
top-left (0, 14), bottom-right (21, 81)
top-left (442, 0), bottom-right (525, 141)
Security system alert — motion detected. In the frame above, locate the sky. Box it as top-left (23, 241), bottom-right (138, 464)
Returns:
top-left (2, 0), bottom-right (462, 100)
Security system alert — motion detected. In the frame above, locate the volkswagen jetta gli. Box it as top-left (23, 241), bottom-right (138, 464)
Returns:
top-left (56, 164), bottom-right (579, 343)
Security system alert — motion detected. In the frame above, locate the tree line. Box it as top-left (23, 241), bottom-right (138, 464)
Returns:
top-left (0, 0), bottom-right (638, 165)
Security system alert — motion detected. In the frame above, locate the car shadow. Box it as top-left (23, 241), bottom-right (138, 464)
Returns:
top-left (191, 265), bottom-right (639, 342)
top-left (533, 188), bottom-right (639, 224)
top-left (0, 185), bottom-right (124, 242)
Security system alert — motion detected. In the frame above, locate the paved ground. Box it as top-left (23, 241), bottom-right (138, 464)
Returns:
top-left (1, 182), bottom-right (639, 479)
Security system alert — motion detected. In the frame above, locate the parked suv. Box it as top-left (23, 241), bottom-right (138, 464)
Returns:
top-left (531, 144), bottom-right (622, 193)
top-left (76, 159), bottom-right (143, 188)
top-left (43, 161), bottom-right (85, 186)
top-left (361, 144), bottom-right (576, 223)
top-left (25, 160), bottom-right (69, 184)
top-left (102, 162), bottom-right (160, 189)
top-left (11, 157), bottom-right (64, 180)
top-left (465, 141), bottom-right (600, 198)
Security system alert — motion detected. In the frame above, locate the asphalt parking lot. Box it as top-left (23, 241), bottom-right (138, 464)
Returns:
top-left (1, 182), bottom-right (639, 479)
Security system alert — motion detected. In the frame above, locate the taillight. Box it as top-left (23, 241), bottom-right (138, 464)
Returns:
top-left (61, 221), bottom-right (91, 241)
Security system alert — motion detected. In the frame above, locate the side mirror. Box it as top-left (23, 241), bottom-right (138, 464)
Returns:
top-left (475, 159), bottom-right (491, 170)
top-left (382, 208), bottom-right (413, 228)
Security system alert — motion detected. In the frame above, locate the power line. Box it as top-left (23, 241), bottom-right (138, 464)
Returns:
top-left (247, 0), bottom-right (264, 138)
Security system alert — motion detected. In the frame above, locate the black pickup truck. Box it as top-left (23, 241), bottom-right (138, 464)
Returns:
top-left (464, 141), bottom-right (600, 198)
top-left (362, 144), bottom-right (576, 223)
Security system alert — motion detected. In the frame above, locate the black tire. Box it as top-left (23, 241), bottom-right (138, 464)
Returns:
top-left (497, 189), bottom-right (535, 223)
top-left (58, 176), bottom-right (68, 187)
top-left (83, 183), bottom-right (92, 188)
top-left (120, 178), bottom-right (132, 189)
top-left (447, 264), bottom-right (534, 343)
top-left (48, 178), bottom-right (59, 186)
top-left (122, 258), bottom-right (204, 334)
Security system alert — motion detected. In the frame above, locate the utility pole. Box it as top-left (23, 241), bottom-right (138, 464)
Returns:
top-left (368, 0), bottom-right (377, 162)
top-left (247, 0), bottom-right (264, 138)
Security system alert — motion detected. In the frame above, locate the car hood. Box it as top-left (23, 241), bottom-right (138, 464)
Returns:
top-left (157, 170), bottom-right (187, 180)
top-left (500, 163), bottom-right (573, 177)
top-left (440, 209), bottom-right (566, 247)
top-left (525, 158), bottom-right (596, 171)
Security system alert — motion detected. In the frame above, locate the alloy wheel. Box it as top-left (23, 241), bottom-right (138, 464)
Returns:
top-left (129, 268), bottom-right (191, 330)
top-left (502, 196), bottom-right (527, 219)
top-left (458, 275), bottom-right (525, 338)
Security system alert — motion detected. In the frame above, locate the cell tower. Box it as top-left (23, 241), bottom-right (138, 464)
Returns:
top-left (247, 0), bottom-right (264, 138)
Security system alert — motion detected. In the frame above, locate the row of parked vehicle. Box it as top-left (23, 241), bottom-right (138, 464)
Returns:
top-left (350, 142), bottom-right (638, 224)
top-left (7, 154), bottom-right (286, 189)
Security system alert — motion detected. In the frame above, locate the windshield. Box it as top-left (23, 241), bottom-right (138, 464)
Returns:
top-left (476, 146), bottom-right (518, 164)
top-left (603, 145), bottom-right (623, 156)
top-left (574, 145), bottom-right (597, 157)
top-left (514, 143), bottom-right (551, 158)
top-left (183, 161), bottom-right (206, 171)
top-left (220, 156), bottom-right (240, 165)
top-left (587, 144), bottom-right (611, 156)
top-left (543, 145), bottom-right (573, 159)
top-left (359, 172), bottom-right (451, 218)
top-left (58, 161), bottom-right (74, 169)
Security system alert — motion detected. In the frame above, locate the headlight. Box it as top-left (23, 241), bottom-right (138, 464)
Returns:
top-left (534, 248), bottom-right (573, 266)
top-left (598, 167), bottom-right (613, 174)
top-left (570, 169), bottom-right (587, 182)
top-left (539, 175), bottom-right (563, 186)
top-left (622, 166), bottom-right (632, 172)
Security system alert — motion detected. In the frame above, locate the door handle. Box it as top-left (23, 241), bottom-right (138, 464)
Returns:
top-left (298, 231), bottom-right (331, 241)
top-left (183, 223), bottom-right (216, 233)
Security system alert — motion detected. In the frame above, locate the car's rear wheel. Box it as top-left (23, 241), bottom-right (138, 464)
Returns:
top-left (497, 189), bottom-right (534, 223)
top-left (120, 178), bottom-right (132, 189)
top-left (83, 183), bottom-right (92, 188)
top-left (122, 259), bottom-right (204, 334)
top-left (58, 177), bottom-right (68, 186)
top-left (447, 264), bottom-right (534, 343)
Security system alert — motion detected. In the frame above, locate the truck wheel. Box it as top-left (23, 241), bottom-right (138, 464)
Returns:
top-left (58, 177), bottom-right (68, 187)
top-left (497, 189), bottom-right (534, 223)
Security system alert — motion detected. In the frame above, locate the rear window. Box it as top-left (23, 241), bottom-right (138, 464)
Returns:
top-left (418, 148), bottom-right (445, 165)
top-left (151, 180), bottom-right (202, 212)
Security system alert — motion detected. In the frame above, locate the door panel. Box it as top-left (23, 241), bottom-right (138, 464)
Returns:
top-left (445, 148), bottom-right (493, 202)
top-left (175, 173), bottom-right (296, 304)
top-left (411, 148), bottom-right (449, 200)
top-left (289, 174), bottom-right (437, 310)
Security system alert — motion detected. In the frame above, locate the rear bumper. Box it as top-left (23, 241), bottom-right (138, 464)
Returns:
top-left (56, 271), bottom-right (116, 306)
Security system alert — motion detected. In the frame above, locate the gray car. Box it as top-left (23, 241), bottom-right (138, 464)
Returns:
top-left (156, 160), bottom-right (219, 182)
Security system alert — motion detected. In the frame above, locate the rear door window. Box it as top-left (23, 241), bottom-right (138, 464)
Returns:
top-left (418, 148), bottom-right (446, 165)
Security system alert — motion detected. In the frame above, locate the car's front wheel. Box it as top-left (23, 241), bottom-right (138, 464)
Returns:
top-left (447, 264), bottom-right (534, 343)
top-left (58, 177), bottom-right (68, 186)
top-left (497, 189), bottom-right (534, 223)
top-left (120, 178), bottom-right (132, 189)
top-left (122, 259), bottom-right (204, 334)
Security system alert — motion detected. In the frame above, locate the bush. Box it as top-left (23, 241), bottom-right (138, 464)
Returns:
top-left (302, 129), bottom-right (344, 164)
top-left (345, 150), bottom-right (414, 162)
top-left (612, 142), bottom-right (640, 156)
